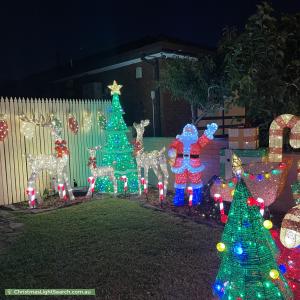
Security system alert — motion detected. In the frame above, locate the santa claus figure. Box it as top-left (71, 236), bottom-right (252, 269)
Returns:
top-left (168, 123), bottom-right (218, 206)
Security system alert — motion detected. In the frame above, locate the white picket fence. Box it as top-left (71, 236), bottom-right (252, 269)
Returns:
top-left (0, 97), bottom-right (111, 205)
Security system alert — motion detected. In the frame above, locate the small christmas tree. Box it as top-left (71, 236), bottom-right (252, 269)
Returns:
top-left (212, 154), bottom-right (293, 300)
top-left (95, 80), bottom-right (138, 193)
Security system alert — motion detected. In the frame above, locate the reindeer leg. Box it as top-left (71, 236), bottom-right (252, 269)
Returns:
top-left (63, 171), bottom-right (75, 201)
top-left (57, 174), bottom-right (65, 201)
top-left (27, 172), bottom-right (38, 208)
top-left (137, 162), bottom-right (142, 196)
top-left (144, 166), bottom-right (149, 199)
top-left (112, 173), bottom-right (117, 196)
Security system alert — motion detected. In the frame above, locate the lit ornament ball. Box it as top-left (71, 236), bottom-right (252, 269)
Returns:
top-left (263, 220), bottom-right (273, 230)
top-left (231, 190), bottom-right (235, 196)
top-left (216, 242), bottom-right (226, 252)
top-left (233, 242), bottom-right (243, 255)
top-left (269, 269), bottom-right (280, 279)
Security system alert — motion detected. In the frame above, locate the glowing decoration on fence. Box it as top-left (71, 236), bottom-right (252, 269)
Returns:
top-left (68, 114), bottom-right (79, 134)
top-left (97, 111), bottom-right (107, 129)
top-left (269, 114), bottom-right (300, 162)
top-left (133, 119), bottom-right (169, 198)
top-left (120, 175), bottom-right (128, 193)
top-left (0, 114), bottom-right (8, 142)
top-left (280, 205), bottom-right (300, 249)
top-left (95, 81), bottom-right (138, 193)
top-left (168, 122), bottom-right (218, 207)
top-left (20, 120), bottom-right (35, 139)
top-left (25, 114), bottom-right (74, 207)
top-left (86, 146), bottom-right (117, 198)
top-left (212, 161), bottom-right (293, 300)
top-left (83, 111), bottom-right (92, 132)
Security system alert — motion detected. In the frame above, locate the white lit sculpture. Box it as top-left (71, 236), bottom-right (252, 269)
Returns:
top-left (21, 114), bottom-right (75, 208)
top-left (133, 119), bottom-right (169, 199)
top-left (86, 146), bottom-right (117, 198)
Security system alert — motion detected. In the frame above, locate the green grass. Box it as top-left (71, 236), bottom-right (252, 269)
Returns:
top-left (0, 198), bottom-right (222, 300)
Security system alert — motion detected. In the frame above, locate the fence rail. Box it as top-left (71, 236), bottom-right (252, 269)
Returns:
top-left (0, 97), bottom-right (111, 205)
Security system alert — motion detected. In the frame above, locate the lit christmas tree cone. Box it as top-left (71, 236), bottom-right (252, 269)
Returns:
top-left (212, 154), bottom-right (293, 300)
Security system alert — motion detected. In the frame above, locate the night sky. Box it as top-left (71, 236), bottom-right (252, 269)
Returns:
top-left (1, 0), bottom-right (300, 80)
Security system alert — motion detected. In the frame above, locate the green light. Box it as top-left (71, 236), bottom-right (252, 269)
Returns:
top-left (228, 181), bottom-right (234, 188)
top-left (212, 178), bottom-right (293, 299)
top-left (271, 169), bottom-right (281, 175)
top-left (95, 92), bottom-right (138, 193)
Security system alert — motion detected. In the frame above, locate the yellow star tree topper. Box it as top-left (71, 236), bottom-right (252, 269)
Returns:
top-left (231, 153), bottom-right (244, 176)
top-left (108, 80), bottom-right (123, 95)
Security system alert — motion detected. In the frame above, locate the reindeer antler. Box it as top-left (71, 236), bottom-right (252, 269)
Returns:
top-left (19, 112), bottom-right (52, 127)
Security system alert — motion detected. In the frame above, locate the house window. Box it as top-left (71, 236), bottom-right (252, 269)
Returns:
top-left (82, 82), bottom-right (103, 99)
top-left (136, 66), bottom-right (142, 79)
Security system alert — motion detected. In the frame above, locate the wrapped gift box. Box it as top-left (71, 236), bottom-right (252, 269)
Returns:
top-left (228, 127), bottom-right (259, 149)
top-left (220, 148), bottom-right (268, 179)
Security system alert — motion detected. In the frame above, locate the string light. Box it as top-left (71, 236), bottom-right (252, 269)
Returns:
top-left (83, 111), bottom-right (92, 132)
top-left (0, 114), bottom-right (8, 141)
top-left (95, 81), bottom-right (139, 193)
top-left (20, 120), bottom-right (35, 139)
top-left (86, 146), bottom-right (117, 197)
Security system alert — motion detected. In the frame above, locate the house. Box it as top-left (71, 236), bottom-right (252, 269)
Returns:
top-left (14, 36), bottom-right (245, 137)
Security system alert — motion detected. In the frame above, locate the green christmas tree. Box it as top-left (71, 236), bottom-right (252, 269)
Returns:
top-left (213, 154), bottom-right (293, 300)
top-left (95, 80), bottom-right (138, 193)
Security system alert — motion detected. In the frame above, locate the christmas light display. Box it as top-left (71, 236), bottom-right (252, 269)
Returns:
top-left (20, 120), bottom-right (35, 139)
top-left (168, 122), bottom-right (218, 206)
top-left (97, 111), bottom-right (107, 129)
top-left (212, 155), bottom-right (293, 300)
top-left (269, 114), bottom-right (300, 162)
top-left (211, 159), bottom-right (291, 206)
top-left (68, 114), bottom-right (79, 134)
top-left (280, 205), bottom-right (300, 249)
top-left (0, 114), bottom-right (8, 141)
top-left (95, 80), bottom-right (138, 193)
top-left (86, 146), bottom-right (117, 198)
top-left (133, 119), bottom-right (169, 200)
top-left (25, 115), bottom-right (74, 207)
top-left (83, 111), bottom-right (92, 132)
top-left (272, 229), bottom-right (300, 299)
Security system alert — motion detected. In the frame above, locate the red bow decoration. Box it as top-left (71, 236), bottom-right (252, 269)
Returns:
top-left (88, 157), bottom-right (96, 168)
top-left (55, 140), bottom-right (69, 157)
top-left (132, 139), bottom-right (142, 155)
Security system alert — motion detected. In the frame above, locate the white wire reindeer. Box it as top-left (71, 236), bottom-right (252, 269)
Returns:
top-left (133, 119), bottom-right (169, 197)
top-left (21, 114), bottom-right (75, 208)
top-left (86, 146), bottom-right (117, 198)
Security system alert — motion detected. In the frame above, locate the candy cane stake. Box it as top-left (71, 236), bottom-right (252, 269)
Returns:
top-left (158, 182), bottom-right (164, 201)
top-left (58, 183), bottom-right (67, 201)
top-left (141, 177), bottom-right (147, 194)
top-left (214, 193), bottom-right (228, 223)
top-left (120, 175), bottom-right (128, 193)
top-left (26, 187), bottom-right (36, 208)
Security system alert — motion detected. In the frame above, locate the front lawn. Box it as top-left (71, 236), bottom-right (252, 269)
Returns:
top-left (0, 198), bottom-right (222, 300)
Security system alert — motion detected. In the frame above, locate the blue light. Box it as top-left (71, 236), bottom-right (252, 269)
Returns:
top-left (233, 242), bottom-right (243, 255)
top-left (256, 174), bottom-right (264, 181)
top-left (279, 264), bottom-right (287, 274)
top-left (213, 280), bottom-right (224, 297)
